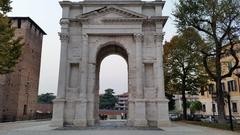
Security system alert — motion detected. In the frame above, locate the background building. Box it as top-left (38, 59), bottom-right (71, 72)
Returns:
top-left (173, 43), bottom-right (240, 121)
top-left (199, 44), bottom-right (240, 119)
top-left (173, 94), bottom-right (199, 114)
top-left (99, 92), bottom-right (128, 120)
top-left (199, 44), bottom-right (240, 120)
top-left (0, 17), bottom-right (46, 122)
top-left (115, 92), bottom-right (128, 111)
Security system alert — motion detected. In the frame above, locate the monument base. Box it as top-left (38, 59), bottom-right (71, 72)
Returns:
top-left (73, 119), bottom-right (87, 127)
top-left (134, 119), bottom-right (148, 127)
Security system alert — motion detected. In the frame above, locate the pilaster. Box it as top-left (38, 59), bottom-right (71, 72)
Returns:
top-left (73, 34), bottom-right (89, 127)
top-left (80, 34), bottom-right (89, 99)
top-left (134, 33), bottom-right (144, 98)
top-left (57, 32), bottom-right (69, 98)
top-left (154, 33), bottom-right (165, 99)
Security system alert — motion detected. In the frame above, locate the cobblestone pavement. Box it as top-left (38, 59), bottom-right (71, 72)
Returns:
top-left (0, 120), bottom-right (239, 135)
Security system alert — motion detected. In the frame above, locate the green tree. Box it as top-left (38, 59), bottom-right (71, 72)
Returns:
top-left (174, 0), bottom-right (240, 122)
top-left (99, 89), bottom-right (118, 110)
top-left (37, 93), bottom-right (56, 104)
top-left (190, 101), bottom-right (202, 114)
top-left (164, 27), bottom-right (208, 120)
top-left (0, 0), bottom-right (22, 74)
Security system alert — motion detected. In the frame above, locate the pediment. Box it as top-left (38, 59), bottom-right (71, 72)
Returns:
top-left (77, 6), bottom-right (147, 20)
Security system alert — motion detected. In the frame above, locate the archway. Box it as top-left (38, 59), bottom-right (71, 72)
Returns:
top-left (95, 45), bottom-right (129, 124)
top-left (52, 0), bottom-right (170, 128)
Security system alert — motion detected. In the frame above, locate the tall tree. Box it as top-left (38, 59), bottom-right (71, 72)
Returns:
top-left (99, 89), bottom-right (118, 110)
top-left (38, 93), bottom-right (56, 104)
top-left (189, 101), bottom-right (202, 115)
top-left (0, 0), bottom-right (22, 74)
top-left (173, 0), bottom-right (240, 122)
top-left (164, 27), bottom-right (208, 120)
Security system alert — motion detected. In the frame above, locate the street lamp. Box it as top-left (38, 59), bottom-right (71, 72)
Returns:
top-left (225, 68), bottom-right (240, 131)
top-left (226, 89), bottom-right (234, 131)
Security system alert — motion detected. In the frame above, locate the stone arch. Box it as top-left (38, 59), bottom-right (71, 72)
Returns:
top-left (94, 42), bottom-right (129, 123)
top-left (52, 0), bottom-right (170, 129)
top-left (96, 41), bottom-right (129, 66)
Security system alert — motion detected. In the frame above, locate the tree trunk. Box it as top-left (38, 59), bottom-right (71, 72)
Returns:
top-left (182, 81), bottom-right (187, 120)
top-left (215, 45), bottom-right (226, 123)
top-left (216, 77), bottom-right (225, 123)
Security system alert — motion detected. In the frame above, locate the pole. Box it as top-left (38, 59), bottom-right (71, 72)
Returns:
top-left (211, 88), bottom-right (215, 117)
top-left (227, 92), bottom-right (234, 131)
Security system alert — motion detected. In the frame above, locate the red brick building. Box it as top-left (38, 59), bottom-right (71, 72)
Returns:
top-left (0, 17), bottom-right (46, 122)
top-left (35, 103), bottom-right (53, 119)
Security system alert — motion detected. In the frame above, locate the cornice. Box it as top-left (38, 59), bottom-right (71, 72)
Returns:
top-left (59, 1), bottom-right (165, 8)
top-left (78, 5), bottom-right (147, 19)
top-left (69, 16), bottom-right (168, 25)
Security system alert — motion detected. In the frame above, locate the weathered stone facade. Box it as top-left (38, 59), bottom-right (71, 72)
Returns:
top-left (0, 17), bottom-right (46, 122)
top-left (52, 0), bottom-right (170, 128)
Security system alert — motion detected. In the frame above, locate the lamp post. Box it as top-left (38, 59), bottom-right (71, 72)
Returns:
top-left (226, 68), bottom-right (240, 131)
top-left (226, 89), bottom-right (233, 131)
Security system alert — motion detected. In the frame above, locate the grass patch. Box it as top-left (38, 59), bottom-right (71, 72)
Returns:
top-left (183, 121), bottom-right (240, 132)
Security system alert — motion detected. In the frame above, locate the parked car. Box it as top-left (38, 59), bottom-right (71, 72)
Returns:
top-left (225, 116), bottom-right (238, 125)
top-left (187, 114), bottom-right (203, 121)
top-left (169, 113), bottom-right (181, 121)
top-left (201, 116), bottom-right (216, 123)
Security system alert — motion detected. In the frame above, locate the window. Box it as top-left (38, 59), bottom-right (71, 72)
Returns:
top-left (202, 104), bottom-right (206, 112)
top-left (23, 105), bottom-right (27, 115)
top-left (232, 103), bottom-right (238, 113)
top-left (208, 84), bottom-right (214, 94)
top-left (17, 19), bottom-right (21, 28)
top-left (227, 80), bottom-right (237, 91)
top-left (212, 104), bottom-right (216, 112)
top-left (221, 83), bottom-right (225, 91)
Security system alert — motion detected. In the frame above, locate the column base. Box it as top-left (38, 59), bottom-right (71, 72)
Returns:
top-left (157, 98), bottom-right (170, 128)
top-left (127, 120), bottom-right (134, 126)
top-left (51, 98), bottom-right (65, 128)
top-left (73, 119), bottom-right (87, 127)
top-left (51, 119), bottom-right (64, 127)
top-left (87, 119), bottom-right (95, 126)
top-left (134, 119), bottom-right (148, 127)
top-left (157, 120), bottom-right (171, 128)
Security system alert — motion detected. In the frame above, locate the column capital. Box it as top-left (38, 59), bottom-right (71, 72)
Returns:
top-left (134, 33), bottom-right (144, 42)
top-left (154, 32), bottom-right (165, 43)
top-left (82, 34), bottom-right (88, 41)
top-left (60, 18), bottom-right (70, 25)
top-left (58, 32), bottom-right (69, 42)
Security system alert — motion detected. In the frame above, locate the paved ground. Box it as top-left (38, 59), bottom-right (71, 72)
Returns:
top-left (0, 120), bottom-right (239, 135)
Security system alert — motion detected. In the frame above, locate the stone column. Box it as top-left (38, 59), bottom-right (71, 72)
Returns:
top-left (86, 63), bottom-right (96, 126)
top-left (155, 33), bottom-right (165, 99)
top-left (51, 20), bottom-right (69, 126)
top-left (80, 34), bottom-right (89, 99)
top-left (133, 33), bottom-right (147, 127)
top-left (73, 34), bottom-right (89, 127)
top-left (134, 33), bottom-right (144, 98)
top-left (154, 33), bottom-right (170, 127)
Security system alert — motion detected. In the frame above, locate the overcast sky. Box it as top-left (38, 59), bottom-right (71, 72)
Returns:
top-left (9, 0), bottom-right (177, 95)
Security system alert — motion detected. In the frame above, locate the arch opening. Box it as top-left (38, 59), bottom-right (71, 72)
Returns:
top-left (95, 44), bottom-right (129, 123)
